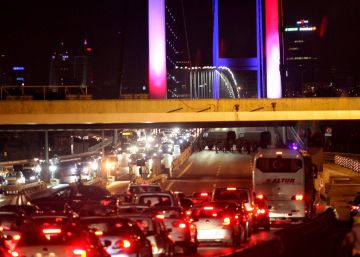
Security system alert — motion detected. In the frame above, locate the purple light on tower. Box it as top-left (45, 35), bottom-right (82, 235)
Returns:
top-left (148, 0), bottom-right (167, 98)
top-left (265, 0), bottom-right (282, 98)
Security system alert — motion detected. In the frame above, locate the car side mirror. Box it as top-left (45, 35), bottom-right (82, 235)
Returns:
top-left (103, 240), bottom-right (111, 247)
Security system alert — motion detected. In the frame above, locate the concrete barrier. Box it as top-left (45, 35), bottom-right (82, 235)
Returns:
top-left (1, 181), bottom-right (48, 195)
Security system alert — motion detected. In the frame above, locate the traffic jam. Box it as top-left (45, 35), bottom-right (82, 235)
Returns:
top-left (0, 181), bottom-right (271, 257)
top-left (0, 129), bottom-right (316, 257)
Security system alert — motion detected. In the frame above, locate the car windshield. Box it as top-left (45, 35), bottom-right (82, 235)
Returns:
top-left (129, 185), bottom-right (161, 194)
top-left (79, 218), bottom-right (142, 236)
top-left (5, 172), bottom-right (20, 178)
top-left (138, 195), bottom-right (172, 207)
top-left (213, 189), bottom-right (249, 203)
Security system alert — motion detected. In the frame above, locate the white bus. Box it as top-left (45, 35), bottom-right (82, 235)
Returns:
top-left (252, 148), bottom-right (316, 222)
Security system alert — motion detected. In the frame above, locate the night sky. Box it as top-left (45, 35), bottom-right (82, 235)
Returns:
top-left (0, 0), bottom-right (359, 97)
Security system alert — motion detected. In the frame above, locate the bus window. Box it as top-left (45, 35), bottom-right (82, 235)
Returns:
top-left (256, 158), bottom-right (302, 173)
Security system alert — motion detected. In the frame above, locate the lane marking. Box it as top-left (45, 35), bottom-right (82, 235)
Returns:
top-left (165, 161), bottom-right (193, 190)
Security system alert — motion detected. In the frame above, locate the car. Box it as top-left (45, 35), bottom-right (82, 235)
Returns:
top-left (79, 216), bottom-right (152, 257)
top-left (10, 225), bottom-right (110, 257)
top-left (127, 183), bottom-right (162, 200)
top-left (212, 187), bottom-right (256, 234)
top-left (0, 234), bottom-right (12, 257)
top-left (0, 212), bottom-right (23, 250)
top-left (146, 206), bottom-right (198, 255)
top-left (190, 203), bottom-right (245, 246)
top-left (0, 204), bottom-right (41, 217)
top-left (4, 171), bottom-right (25, 186)
top-left (22, 167), bottom-right (40, 183)
top-left (205, 201), bottom-right (249, 242)
top-left (187, 192), bottom-right (211, 205)
top-left (133, 192), bottom-right (180, 208)
top-left (31, 183), bottom-right (113, 212)
top-left (116, 213), bottom-right (174, 257)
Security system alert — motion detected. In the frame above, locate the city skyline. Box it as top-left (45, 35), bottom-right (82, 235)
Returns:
top-left (0, 0), bottom-right (359, 98)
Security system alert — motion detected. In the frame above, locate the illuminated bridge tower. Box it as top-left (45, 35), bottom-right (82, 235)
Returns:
top-left (212, 0), bottom-right (282, 99)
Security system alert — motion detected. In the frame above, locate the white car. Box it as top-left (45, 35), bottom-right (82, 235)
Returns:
top-left (79, 216), bottom-right (153, 257)
top-left (147, 206), bottom-right (198, 255)
top-left (4, 171), bottom-right (25, 185)
top-left (9, 225), bottom-right (110, 257)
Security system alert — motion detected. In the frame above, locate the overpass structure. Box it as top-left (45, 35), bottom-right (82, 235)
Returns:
top-left (0, 98), bottom-right (359, 128)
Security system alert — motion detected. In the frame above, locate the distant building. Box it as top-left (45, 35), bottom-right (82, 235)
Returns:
top-left (11, 66), bottom-right (26, 86)
top-left (49, 42), bottom-right (73, 88)
top-left (73, 39), bottom-right (94, 88)
top-left (283, 19), bottom-right (320, 97)
top-left (0, 54), bottom-right (10, 85)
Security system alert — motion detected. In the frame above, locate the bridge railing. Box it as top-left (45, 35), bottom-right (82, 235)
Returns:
top-left (0, 85), bottom-right (92, 100)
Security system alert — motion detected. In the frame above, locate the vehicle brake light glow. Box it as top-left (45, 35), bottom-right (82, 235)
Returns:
top-left (204, 206), bottom-right (214, 210)
top-left (276, 151), bottom-right (283, 155)
top-left (114, 240), bottom-right (132, 249)
top-left (227, 187), bottom-right (236, 191)
top-left (95, 231), bottom-right (103, 236)
top-left (12, 235), bottom-right (21, 241)
top-left (200, 193), bottom-right (208, 197)
top-left (235, 215), bottom-right (239, 219)
top-left (352, 206), bottom-right (360, 211)
top-left (186, 210), bottom-right (192, 216)
top-left (212, 213), bottom-right (218, 217)
top-left (246, 207), bottom-right (254, 212)
top-left (256, 194), bottom-right (264, 199)
top-left (178, 223), bottom-right (186, 229)
top-left (43, 228), bottom-right (61, 234)
top-left (73, 249), bottom-right (86, 257)
top-left (294, 194), bottom-right (304, 201)
top-left (222, 217), bottom-right (231, 225)
top-left (156, 214), bottom-right (165, 219)
top-left (11, 251), bottom-right (19, 257)
top-left (257, 209), bottom-right (266, 214)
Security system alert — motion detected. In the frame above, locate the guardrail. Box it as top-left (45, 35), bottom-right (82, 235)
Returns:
top-left (1, 181), bottom-right (48, 195)
top-left (334, 155), bottom-right (360, 172)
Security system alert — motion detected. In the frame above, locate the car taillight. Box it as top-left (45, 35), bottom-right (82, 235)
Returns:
top-left (200, 193), bottom-right (208, 197)
top-left (12, 235), bottom-right (21, 241)
top-left (291, 194), bottom-right (304, 201)
top-left (156, 214), bottom-right (165, 219)
top-left (256, 194), bottom-right (267, 200)
top-left (73, 249), bottom-right (86, 257)
top-left (222, 217), bottom-right (231, 226)
top-left (203, 206), bottom-right (213, 210)
top-left (94, 230), bottom-right (103, 236)
top-left (178, 223), bottom-right (186, 229)
top-left (246, 207), bottom-right (254, 212)
top-left (42, 228), bottom-right (61, 234)
top-left (114, 240), bottom-right (132, 249)
top-left (186, 210), bottom-right (192, 216)
top-left (227, 187), bottom-right (236, 191)
top-left (257, 209), bottom-right (266, 214)
top-left (256, 194), bottom-right (264, 199)
top-left (11, 251), bottom-right (19, 257)
top-left (352, 206), bottom-right (360, 211)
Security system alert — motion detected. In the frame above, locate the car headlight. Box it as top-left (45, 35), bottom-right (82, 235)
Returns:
top-left (29, 176), bottom-right (36, 180)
